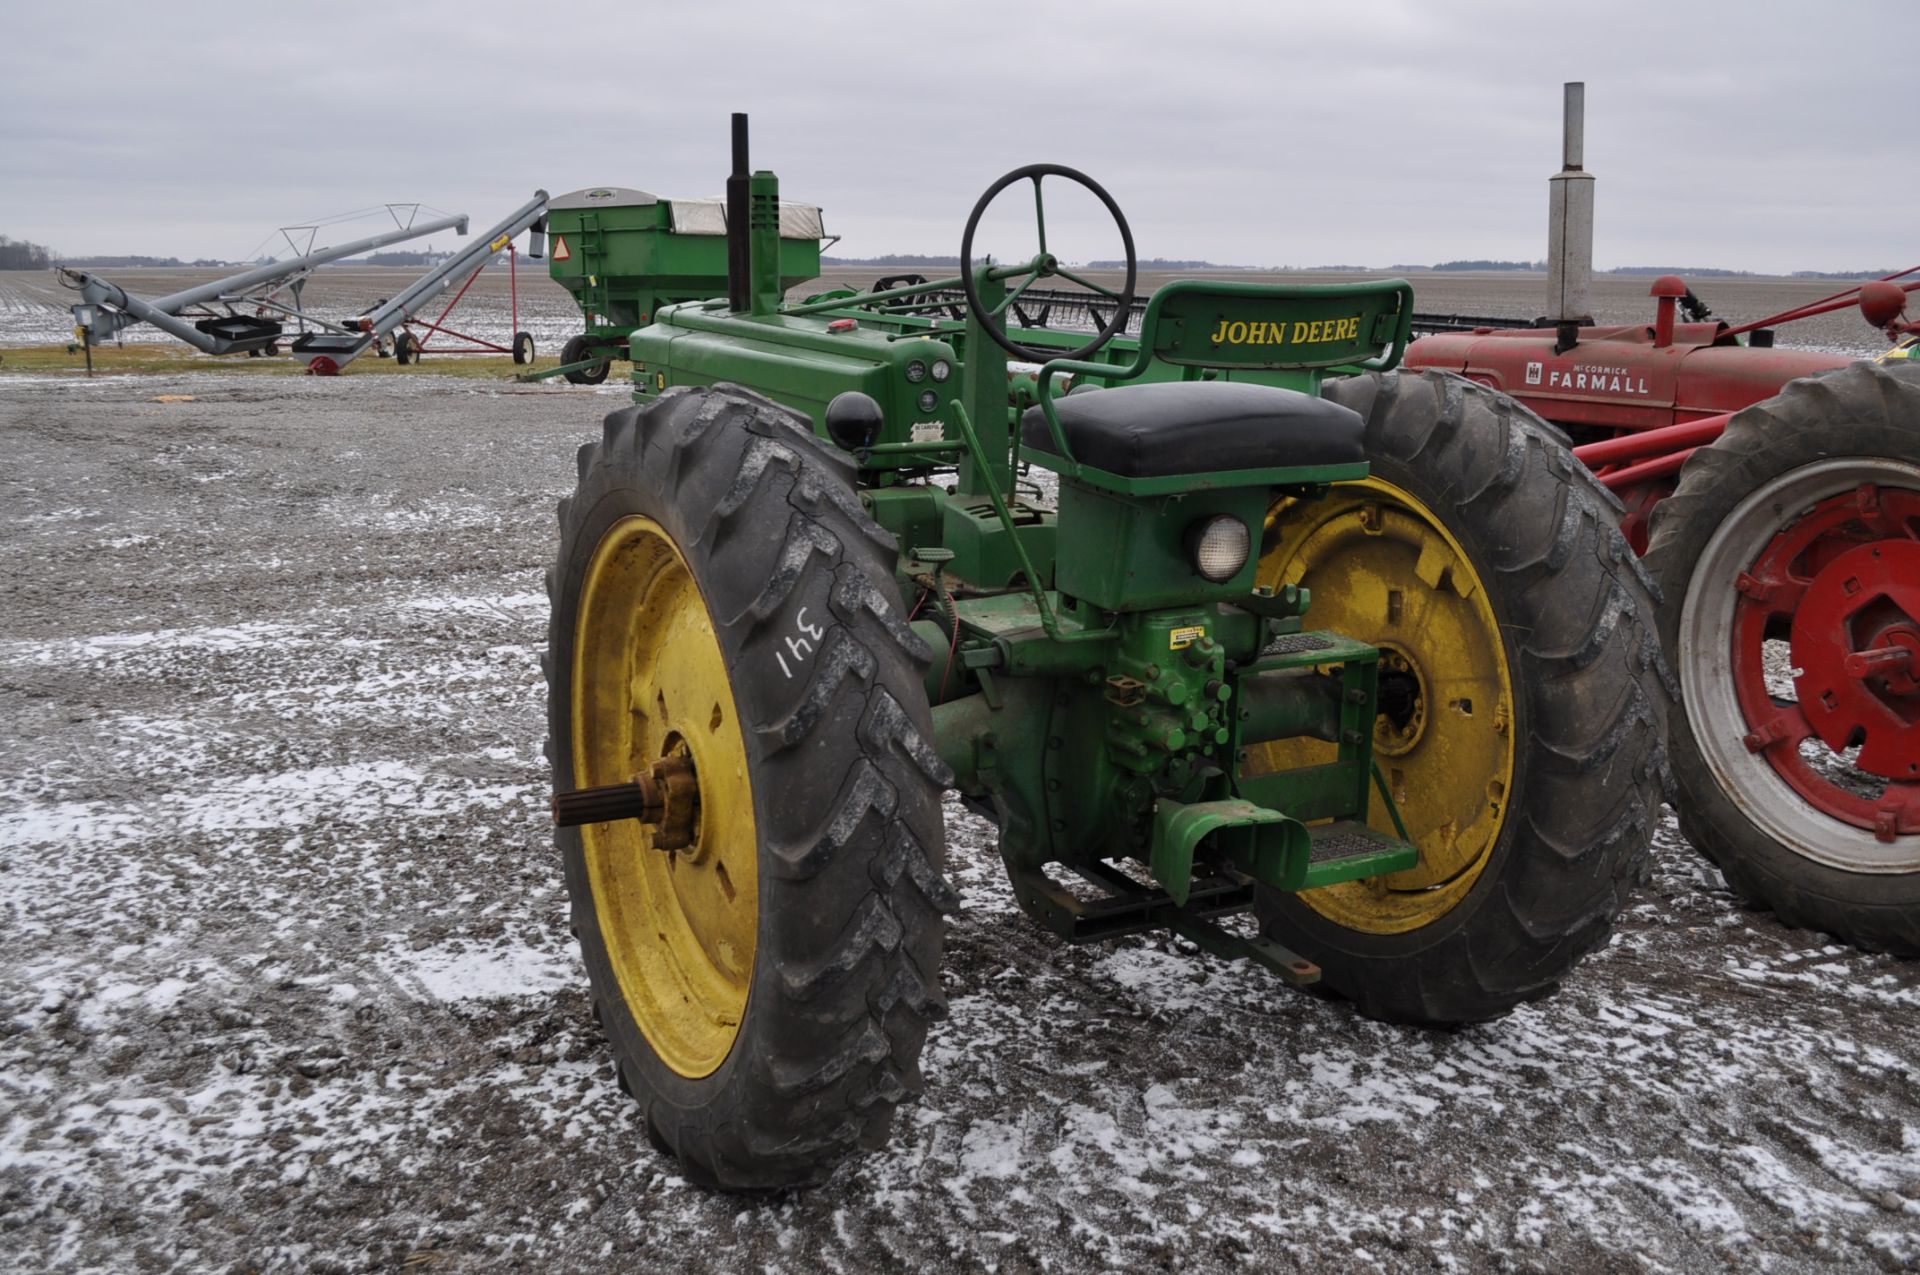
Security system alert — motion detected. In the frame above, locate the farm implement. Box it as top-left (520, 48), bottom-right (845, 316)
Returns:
top-left (544, 116), bottom-right (1671, 1187)
top-left (60, 194), bottom-right (552, 375)
top-left (524, 184), bottom-right (828, 386)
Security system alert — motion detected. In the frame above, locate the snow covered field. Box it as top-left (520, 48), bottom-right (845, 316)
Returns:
top-left (1, 371), bottom-right (1916, 1273)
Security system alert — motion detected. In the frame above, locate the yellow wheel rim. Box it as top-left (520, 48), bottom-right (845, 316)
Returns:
top-left (1253, 478), bottom-right (1517, 934)
top-left (571, 515), bottom-right (758, 1077)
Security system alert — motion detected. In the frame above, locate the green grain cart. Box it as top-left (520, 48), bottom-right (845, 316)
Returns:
top-left (543, 185), bottom-right (824, 384)
top-left (544, 116), bottom-right (1671, 1188)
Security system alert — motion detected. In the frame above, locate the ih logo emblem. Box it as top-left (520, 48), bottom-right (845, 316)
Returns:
top-left (552, 235), bottom-right (572, 262)
top-left (1525, 361), bottom-right (1544, 386)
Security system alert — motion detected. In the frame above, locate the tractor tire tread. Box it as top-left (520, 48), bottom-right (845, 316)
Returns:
top-left (1259, 369), bottom-right (1672, 1025)
top-left (547, 384), bottom-right (951, 1189)
top-left (1644, 359), bottom-right (1920, 955)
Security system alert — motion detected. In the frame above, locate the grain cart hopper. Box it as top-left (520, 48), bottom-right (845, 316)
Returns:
top-left (540, 182), bottom-right (825, 384)
top-left (1393, 85), bottom-right (1920, 956)
top-left (543, 115), bottom-right (1670, 1189)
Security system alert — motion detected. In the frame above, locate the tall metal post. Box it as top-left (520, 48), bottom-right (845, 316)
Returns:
top-left (1546, 81), bottom-right (1595, 331)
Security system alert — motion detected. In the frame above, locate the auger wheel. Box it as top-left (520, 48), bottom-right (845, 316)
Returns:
top-left (1252, 369), bottom-right (1673, 1024)
top-left (1645, 359), bottom-right (1920, 954)
top-left (546, 386), bottom-right (955, 1189)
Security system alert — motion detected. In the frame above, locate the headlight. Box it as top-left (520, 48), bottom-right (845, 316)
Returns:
top-left (930, 359), bottom-right (952, 382)
top-left (906, 359), bottom-right (927, 383)
top-left (1185, 515), bottom-right (1250, 583)
top-left (917, 389), bottom-right (939, 413)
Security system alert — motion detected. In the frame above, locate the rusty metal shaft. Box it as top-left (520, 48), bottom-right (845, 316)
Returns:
top-left (551, 754), bottom-right (700, 851)
top-left (553, 777), bottom-right (663, 828)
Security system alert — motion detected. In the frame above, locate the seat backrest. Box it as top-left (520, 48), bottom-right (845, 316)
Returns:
top-left (1136, 278), bottom-right (1414, 375)
top-left (1026, 278), bottom-right (1413, 489)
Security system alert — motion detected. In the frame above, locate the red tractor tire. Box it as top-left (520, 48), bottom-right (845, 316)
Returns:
top-left (1645, 360), bottom-right (1920, 954)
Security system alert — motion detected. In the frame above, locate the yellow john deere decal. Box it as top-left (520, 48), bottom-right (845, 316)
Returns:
top-left (1208, 315), bottom-right (1363, 347)
top-left (1169, 625), bottom-right (1206, 649)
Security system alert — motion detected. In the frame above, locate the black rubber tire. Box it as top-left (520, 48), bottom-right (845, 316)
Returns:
top-left (562, 334), bottom-right (610, 386)
top-left (1254, 369), bottom-right (1675, 1025)
top-left (393, 330), bottom-right (417, 366)
top-left (1644, 359), bottom-right (1920, 955)
top-left (546, 384), bottom-right (955, 1189)
top-left (512, 331), bottom-right (534, 365)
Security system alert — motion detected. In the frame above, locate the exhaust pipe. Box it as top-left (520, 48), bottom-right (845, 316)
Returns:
top-left (727, 113), bottom-right (751, 313)
top-left (1546, 81), bottom-right (1595, 344)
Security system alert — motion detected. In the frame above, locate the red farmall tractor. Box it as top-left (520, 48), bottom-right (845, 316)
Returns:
top-left (1394, 85), bottom-right (1920, 953)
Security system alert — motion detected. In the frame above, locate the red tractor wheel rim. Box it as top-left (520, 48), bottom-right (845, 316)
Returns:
top-left (1729, 483), bottom-right (1920, 842)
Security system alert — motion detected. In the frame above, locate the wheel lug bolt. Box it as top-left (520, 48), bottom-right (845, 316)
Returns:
top-left (1843, 646), bottom-right (1914, 678)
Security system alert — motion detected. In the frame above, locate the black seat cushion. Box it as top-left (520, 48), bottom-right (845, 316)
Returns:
top-left (1019, 381), bottom-right (1365, 478)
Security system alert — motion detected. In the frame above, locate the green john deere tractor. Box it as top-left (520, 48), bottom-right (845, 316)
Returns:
top-left (545, 116), bottom-right (1672, 1189)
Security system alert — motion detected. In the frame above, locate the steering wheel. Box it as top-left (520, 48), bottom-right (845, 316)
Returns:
top-left (959, 163), bottom-right (1137, 364)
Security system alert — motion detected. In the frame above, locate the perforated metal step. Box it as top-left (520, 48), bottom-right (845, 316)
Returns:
top-left (1301, 820), bottom-right (1419, 888)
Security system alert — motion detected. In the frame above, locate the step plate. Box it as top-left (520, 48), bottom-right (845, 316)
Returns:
top-left (1301, 821), bottom-right (1419, 889)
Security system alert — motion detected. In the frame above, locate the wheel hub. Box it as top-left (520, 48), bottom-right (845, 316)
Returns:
top-left (1701, 466), bottom-right (1920, 861)
top-left (1792, 539), bottom-right (1920, 780)
top-left (1373, 645), bottom-right (1429, 757)
top-left (1255, 478), bottom-right (1517, 933)
top-left (570, 515), bottom-right (758, 1077)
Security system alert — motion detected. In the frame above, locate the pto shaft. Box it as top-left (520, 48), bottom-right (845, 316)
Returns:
top-left (552, 755), bottom-right (699, 850)
top-left (552, 778), bottom-right (664, 827)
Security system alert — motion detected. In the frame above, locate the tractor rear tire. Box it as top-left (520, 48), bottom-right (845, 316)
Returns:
top-left (1253, 370), bottom-right (1674, 1025)
top-left (1644, 359), bottom-right (1920, 954)
top-left (562, 334), bottom-right (610, 386)
top-left (546, 384), bottom-right (954, 1189)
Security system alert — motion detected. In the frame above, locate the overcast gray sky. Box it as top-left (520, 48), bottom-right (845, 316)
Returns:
top-left (2, 1), bottom-right (1910, 273)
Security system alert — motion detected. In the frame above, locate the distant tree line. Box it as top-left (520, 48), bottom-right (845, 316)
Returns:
top-left (0, 235), bottom-right (55, 270)
top-left (61, 255), bottom-right (221, 269)
top-left (1609, 265), bottom-right (1754, 278)
top-left (821, 254), bottom-right (961, 268)
top-left (331, 250), bottom-right (454, 267)
top-left (1088, 258), bottom-right (1225, 270)
top-left (1786, 269), bottom-right (1900, 281)
top-left (1431, 259), bottom-right (1542, 272)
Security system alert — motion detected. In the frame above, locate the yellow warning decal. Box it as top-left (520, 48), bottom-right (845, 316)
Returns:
top-left (489, 234), bottom-right (512, 252)
top-left (552, 235), bottom-right (572, 262)
top-left (1170, 625), bottom-right (1205, 649)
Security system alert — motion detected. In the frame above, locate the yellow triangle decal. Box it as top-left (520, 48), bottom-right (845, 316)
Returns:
top-left (553, 234), bottom-right (572, 262)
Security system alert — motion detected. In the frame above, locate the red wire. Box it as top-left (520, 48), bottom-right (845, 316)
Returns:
top-left (932, 579), bottom-right (960, 702)
top-left (938, 619), bottom-right (960, 702)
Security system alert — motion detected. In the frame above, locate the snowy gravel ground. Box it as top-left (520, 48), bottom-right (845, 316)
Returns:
top-left (1, 372), bottom-right (1917, 1274)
